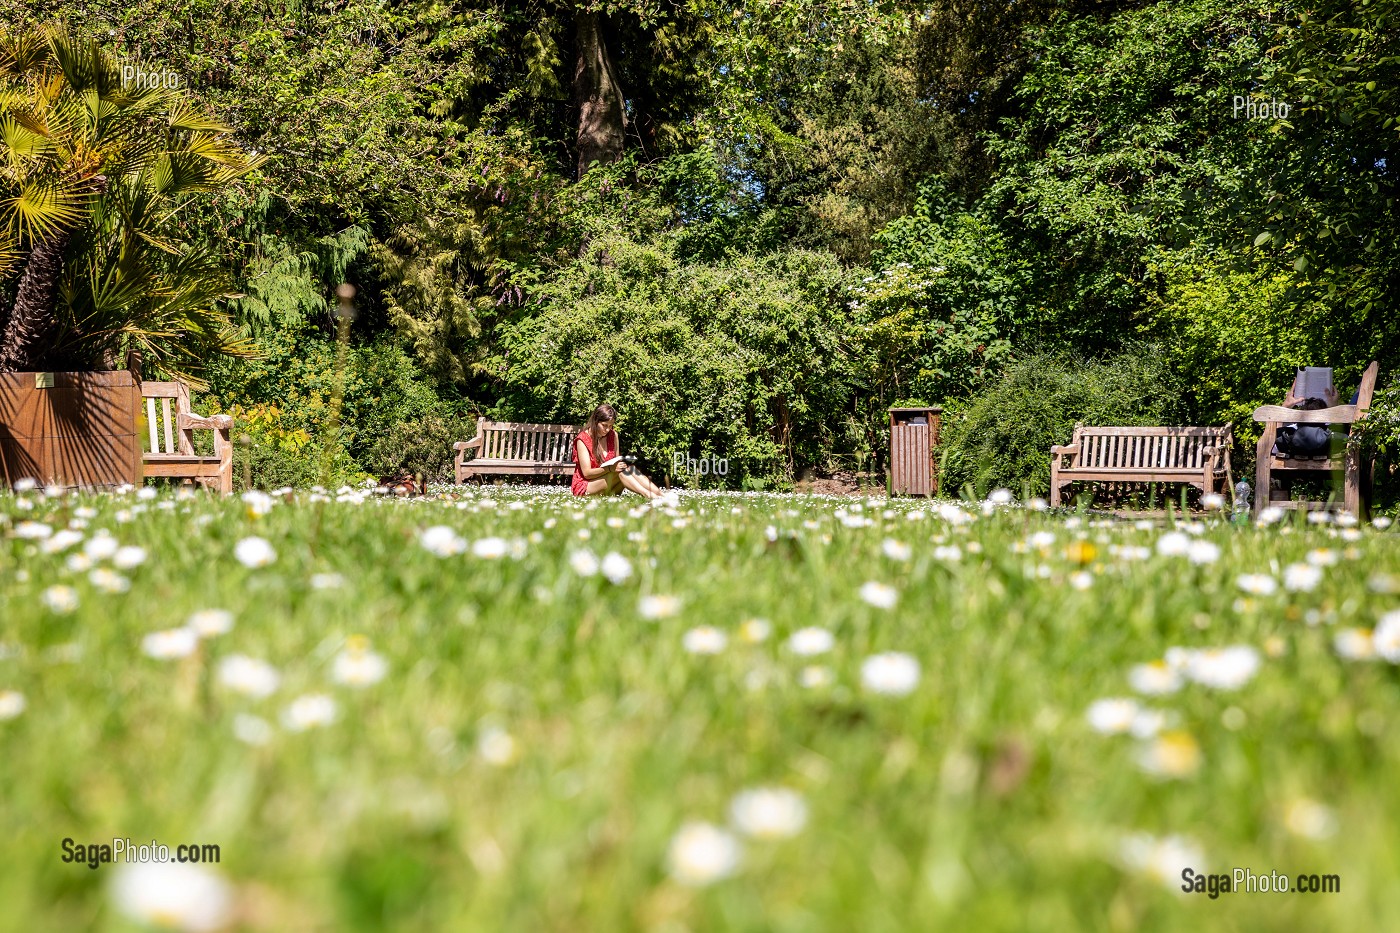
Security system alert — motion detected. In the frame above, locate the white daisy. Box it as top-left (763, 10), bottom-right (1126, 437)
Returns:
top-left (12, 521), bottom-right (53, 539)
top-left (569, 549), bottom-right (600, 576)
top-left (89, 568), bottom-right (131, 593)
top-left (601, 552), bottom-right (633, 584)
top-left (738, 619), bottom-right (772, 643)
top-left (331, 639), bottom-right (388, 687)
top-left (112, 546), bottom-right (148, 570)
top-left (1372, 611), bottom-right (1400, 662)
top-left (217, 655), bottom-right (280, 698)
top-left (109, 860), bottom-right (233, 933)
top-left (188, 610), bottom-right (234, 638)
top-left (0, 690), bottom-right (25, 720)
top-left (84, 533), bottom-right (119, 559)
top-left (471, 537), bottom-right (509, 559)
top-left (729, 787), bottom-right (808, 839)
top-left (860, 652), bottom-right (920, 695)
top-left (1282, 563), bottom-right (1323, 592)
top-left (142, 628), bottom-right (198, 660)
top-left (478, 726), bottom-right (518, 766)
top-left (1284, 798), bottom-right (1338, 840)
top-left (682, 626), bottom-right (728, 655)
top-left (1135, 730), bottom-right (1202, 778)
top-left (787, 627), bottom-right (835, 656)
top-left (234, 536), bottom-right (277, 568)
top-left (1128, 661), bottom-right (1182, 695)
top-left (42, 585), bottom-right (79, 614)
top-left (1333, 628), bottom-right (1375, 661)
top-left (1236, 574), bottom-right (1278, 596)
top-left (859, 581), bottom-right (898, 609)
top-left (232, 713), bottom-right (275, 746)
top-left (1182, 646), bottom-right (1261, 690)
top-left (282, 694), bottom-right (337, 731)
top-left (881, 539), bottom-right (912, 561)
top-left (1185, 540), bottom-right (1220, 565)
top-left (310, 572), bottom-right (346, 590)
top-left (667, 822), bottom-right (742, 887)
top-left (1156, 532), bottom-right (1190, 556)
top-left (1118, 833), bottom-right (1205, 889)
top-left (639, 595), bottom-right (681, 619)
top-left (799, 665), bottom-right (834, 688)
top-left (40, 529), bottom-right (84, 554)
top-left (419, 525), bottom-right (465, 557)
top-left (1086, 698), bottom-right (1141, 735)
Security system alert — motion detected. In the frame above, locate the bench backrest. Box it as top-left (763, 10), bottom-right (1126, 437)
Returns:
top-left (140, 382), bottom-right (194, 456)
top-left (1071, 425), bottom-right (1231, 471)
top-left (479, 420), bottom-right (582, 462)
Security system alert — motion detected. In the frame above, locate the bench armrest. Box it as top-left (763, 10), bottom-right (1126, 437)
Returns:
top-left (1050, 445), bottom-right (1078, 455)
top-left (178, 412), bottom-right (233, 431)
top-left (454, 438), bottom-right (482, 452)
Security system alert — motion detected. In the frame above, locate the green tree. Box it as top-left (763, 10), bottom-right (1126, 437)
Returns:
top-left (0, 24), bottom-right (261, 375)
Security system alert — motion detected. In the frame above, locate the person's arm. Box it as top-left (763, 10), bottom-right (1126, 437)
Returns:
top-left (575, 437), bottom-right (614, 481)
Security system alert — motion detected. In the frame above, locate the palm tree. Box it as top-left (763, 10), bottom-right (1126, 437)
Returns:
top-left (0, 24), bottom-right (263, 379)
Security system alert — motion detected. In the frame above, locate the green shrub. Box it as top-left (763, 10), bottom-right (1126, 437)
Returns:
top-left (939, 347), bottom-right (1187, 497)
top-left (497, 237), bottom-right (862, 489)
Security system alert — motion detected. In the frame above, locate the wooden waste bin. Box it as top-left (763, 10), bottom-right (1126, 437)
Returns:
top-left (888, 406), bottom-right (942, 497)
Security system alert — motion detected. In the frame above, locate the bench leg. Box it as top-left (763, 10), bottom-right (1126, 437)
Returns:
top-left (1253, 427), bottom-right (1275, 516)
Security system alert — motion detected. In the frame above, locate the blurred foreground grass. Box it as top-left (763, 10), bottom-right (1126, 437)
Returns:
top-left (1, 486), bottom-right (1398, 932)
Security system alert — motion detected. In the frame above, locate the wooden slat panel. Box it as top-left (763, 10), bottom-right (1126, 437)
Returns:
top-left (146, 398), bottom-right (159, 454)
top-left (161, 398), bottom-right (174, 454)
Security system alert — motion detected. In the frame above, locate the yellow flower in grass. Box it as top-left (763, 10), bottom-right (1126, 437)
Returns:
top-left (1065, 540), bottom-right (1097, 565)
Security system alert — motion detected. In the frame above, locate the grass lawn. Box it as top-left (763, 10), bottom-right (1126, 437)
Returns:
top-left (2, 485), bottom-right (1398, 932)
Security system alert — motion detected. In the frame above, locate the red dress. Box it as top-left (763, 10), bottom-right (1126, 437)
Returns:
top-left (571, 429), bottom-right (617, 496)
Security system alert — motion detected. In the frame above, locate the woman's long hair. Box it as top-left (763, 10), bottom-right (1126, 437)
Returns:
top-left (583, 403), bottom-right (618, 460)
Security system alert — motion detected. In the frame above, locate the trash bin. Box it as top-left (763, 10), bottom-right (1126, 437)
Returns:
top-left (888, 406), bottom-right (942, 497)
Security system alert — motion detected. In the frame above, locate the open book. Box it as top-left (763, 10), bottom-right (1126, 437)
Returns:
top-left (1296, 366), bottom-right (1333, 401)
top-left (600, 455), bottom-right (636, 468)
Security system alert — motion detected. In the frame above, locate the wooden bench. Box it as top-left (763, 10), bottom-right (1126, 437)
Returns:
top-left (1253, 361), bottom-right (1378, 518)
top-left (454, 418), bottom-right (582, 484)
top-left (1050, 424), bottom-right (1234, 508)
top-left (139, 381), bottom-right (234, 494)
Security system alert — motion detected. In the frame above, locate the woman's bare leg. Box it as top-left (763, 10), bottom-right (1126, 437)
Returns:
top-left (615, 468), bottom-right (659, 498)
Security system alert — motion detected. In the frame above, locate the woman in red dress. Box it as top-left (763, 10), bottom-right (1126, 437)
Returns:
top-left (571, 404), bottom-right (663, 498)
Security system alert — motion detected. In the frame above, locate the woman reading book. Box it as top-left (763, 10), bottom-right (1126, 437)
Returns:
top-left (571, 404), bottom-right (663, 498)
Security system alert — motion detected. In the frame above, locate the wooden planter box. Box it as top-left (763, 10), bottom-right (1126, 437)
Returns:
top-left (0, 371), bottom-right (141, 490)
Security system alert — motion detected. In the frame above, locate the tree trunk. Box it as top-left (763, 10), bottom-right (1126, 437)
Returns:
top-left (574, 11), bottom-right (626, 179)
top-left (0, 228), bottom-right (71, 372)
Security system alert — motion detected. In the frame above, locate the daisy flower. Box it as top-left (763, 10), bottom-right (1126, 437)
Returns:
top-left (787, 627), bottom-right (834, 656)
top-left (110, 861), bottom-right (233, 933)
top-left (682, 626), bottom-right (727, 655)
top-left (729, 788), bottom-right (808, 839)
top-left (667, 822), bottom-right (742, 887)
top-left (234, 537), bottom-right (277, 568)
top-left (860, 652), bottom-right (920, 695)
top-left (859, 581), bottom-right (898, 609)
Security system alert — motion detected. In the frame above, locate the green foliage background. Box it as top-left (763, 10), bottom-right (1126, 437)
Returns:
top-left (1, 0), bottom-right (1394, 494)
